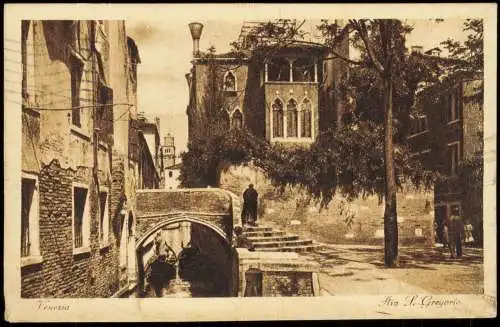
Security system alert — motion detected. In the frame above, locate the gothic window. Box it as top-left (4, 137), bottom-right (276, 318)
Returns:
top-left (231, 109), bottom-right (243, 129)
top-left (268, 58), bottom-right (290, 82)
top-left (272, 99), bottom-right (284, 138)
top-left (287, 99), bottom-right (298, 137)
top-left (223, 71), bottom-right (236, 91)
top-left (220, 109), bottom-right (231, 131)
top-left (293, 57), bottom-right (315, 82)
top-left (301, 98), bottom-right (312, 138)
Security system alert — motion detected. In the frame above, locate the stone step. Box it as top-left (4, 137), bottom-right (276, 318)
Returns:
top-left (243, 230), bottom-right (286, 238)
top-left (246, 235), bottom-right (300, 243)
top-left (255, 243), bottom-right (325, 253)
top-left (251, 239), bottom-right (314, 249)
top-left (244, 226), bottom-right (273, 232)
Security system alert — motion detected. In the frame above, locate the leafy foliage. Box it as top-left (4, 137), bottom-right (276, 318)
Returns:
top-left (180, 122), bottom-right (436, 209)
top-left (441, 19), bottom-right (483, 72)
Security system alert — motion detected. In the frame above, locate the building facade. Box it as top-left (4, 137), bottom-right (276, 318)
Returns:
top-left (19, 20), bottom-right (158, 298)
top-left (161, 133), bottom-right (176, 169)
top-left (407, 71), bottom-right (484, 243)
top-left (160, 133), bottom-right (181, 189)
top-left (185, 20), bottom-right (349, 145)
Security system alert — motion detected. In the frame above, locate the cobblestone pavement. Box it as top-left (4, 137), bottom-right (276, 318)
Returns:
top-left (299, 243), bottom-right (484, 295)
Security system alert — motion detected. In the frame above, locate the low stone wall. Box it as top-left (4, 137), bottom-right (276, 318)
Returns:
top-left (236, 249), bottom-right (320, 297)
top-left (221, 165), bottom-right (435, 246)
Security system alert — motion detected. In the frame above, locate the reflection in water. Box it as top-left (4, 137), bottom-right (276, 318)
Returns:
top-left (143, 227), bottom-right (231, 298)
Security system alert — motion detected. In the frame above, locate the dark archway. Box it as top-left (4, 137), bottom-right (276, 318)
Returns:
top-left (136, 217), bottom-right (235, 298)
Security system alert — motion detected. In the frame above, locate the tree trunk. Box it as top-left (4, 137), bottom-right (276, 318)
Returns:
top-left (383, 74), bottom-right (399, 267)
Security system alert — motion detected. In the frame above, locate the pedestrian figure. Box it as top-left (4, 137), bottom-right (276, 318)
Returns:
top-left (233, 226), bottom-right (255, 251)
top-left (242, 184), bottom-right (258, 226)
top-left (464, 221), bottom-right (474, 244)
top-left (442, 219), bottom-right (453, 258)
top-left (448, 206), bottom-right (465, 258)
top-left (155, 231), bottom-right (176, 264)
top-left (148, 232), bottom-right (177, 297)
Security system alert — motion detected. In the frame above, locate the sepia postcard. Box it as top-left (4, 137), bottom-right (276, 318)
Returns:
top-left (4, 3), bottom-right (497, 322)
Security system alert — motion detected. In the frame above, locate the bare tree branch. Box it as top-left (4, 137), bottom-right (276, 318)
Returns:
top-left (323, 51), bottom-right (363, 66)
top-left (351, 19), bottom-right (385, 74)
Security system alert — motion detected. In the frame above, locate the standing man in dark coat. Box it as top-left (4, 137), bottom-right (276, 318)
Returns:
top-left (242, 184), bottom-right (258, 226)
top-left (448, 206), bottom-right (465, 258)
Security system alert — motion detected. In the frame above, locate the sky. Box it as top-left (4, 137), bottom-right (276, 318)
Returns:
top-left (126, 19), bottom-right (468, 155)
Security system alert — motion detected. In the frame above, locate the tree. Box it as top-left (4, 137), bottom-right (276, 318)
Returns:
top-left (318, 19), bottom-right (419, 266)
top-left (181, 20), bottom-right (438, 267)
top-left (441, 19), bottom-right (483, 73)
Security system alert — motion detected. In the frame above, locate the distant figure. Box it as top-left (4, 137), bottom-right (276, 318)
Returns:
top-left (242, 184), bottom-right (258, 226)
top-left (233, 226), bottom-right (255, 251)
top-left (149, 232), bottom-right (177, 297)
top-left (442, 220), bottom-right (452, 257)
top-left (448, 206), bottom-right (465, 258)
top-left (154, 232), bottom-right (176, 263)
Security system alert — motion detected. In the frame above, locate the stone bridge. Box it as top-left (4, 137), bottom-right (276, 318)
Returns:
top-left (135, 188), bottom-right (241, 247)
top-left (134, 188), bottom-right (241, 296)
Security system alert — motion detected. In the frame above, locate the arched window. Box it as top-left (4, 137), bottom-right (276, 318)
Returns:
top-left (272, 99), bottom-right (284, 138)
top-left (301, 98), bottom-right (312, 138)
top-left (231, 109), bottom-right (243, 129)
top-left (287, 99), bottom-right (298, 137)
top-left (220, 108), bottom-right (230, 131)
top-left (223, 71), bottom-right (236, 91)
top-left (268, 58), bottom-right (290, 82)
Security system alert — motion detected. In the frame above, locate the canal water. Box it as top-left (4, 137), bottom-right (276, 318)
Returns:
top-left (139, 221), bottom-right (234, 298)
top-left (142, 247), bottom-right (231, 298)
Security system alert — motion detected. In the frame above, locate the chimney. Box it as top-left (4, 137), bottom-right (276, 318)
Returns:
top-left (411, 45), bottom-right (423, 54)
top-left (189, 22), bottom-right (204, 57)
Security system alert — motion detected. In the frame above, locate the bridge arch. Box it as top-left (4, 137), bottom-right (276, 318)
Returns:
top-left (135, 213), bottom-right (231, 251)
top-left (134, 188), bottom-right (241, 297)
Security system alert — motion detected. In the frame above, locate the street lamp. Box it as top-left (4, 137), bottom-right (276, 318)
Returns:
top-left (188, 22), bottom-right (204, 57)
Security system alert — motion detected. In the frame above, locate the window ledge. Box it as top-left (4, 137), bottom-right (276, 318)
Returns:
top-left (271, 137), bottom-right (314, 143)
top-left (71, 126), bottom-right (91, 141)
top-left (100, 241), bottom-right (110, 250)
top-left (407, 130), bottom-right (429, 139)
top-left (21, 255), bottom-right (43, 268)
top-left (447, 119), bottom-right (461, 126)
top-left (73, 246), bottom-right (91, 256)
top-left (98, 141), bottom-right (108, 151)
top-left (22, 106), bottom-right (41, 117)
top-left (265, 81), bottom-right (318, 85)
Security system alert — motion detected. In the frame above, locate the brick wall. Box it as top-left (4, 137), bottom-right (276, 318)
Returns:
top-left (262, 271), bottom-right (314, 297)
top-left (462, 79), bottom-right (484, 159)
top-left (136, 189), bottom-right (232, 216)
top-left (21, 159), bottom-right (119, 298)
